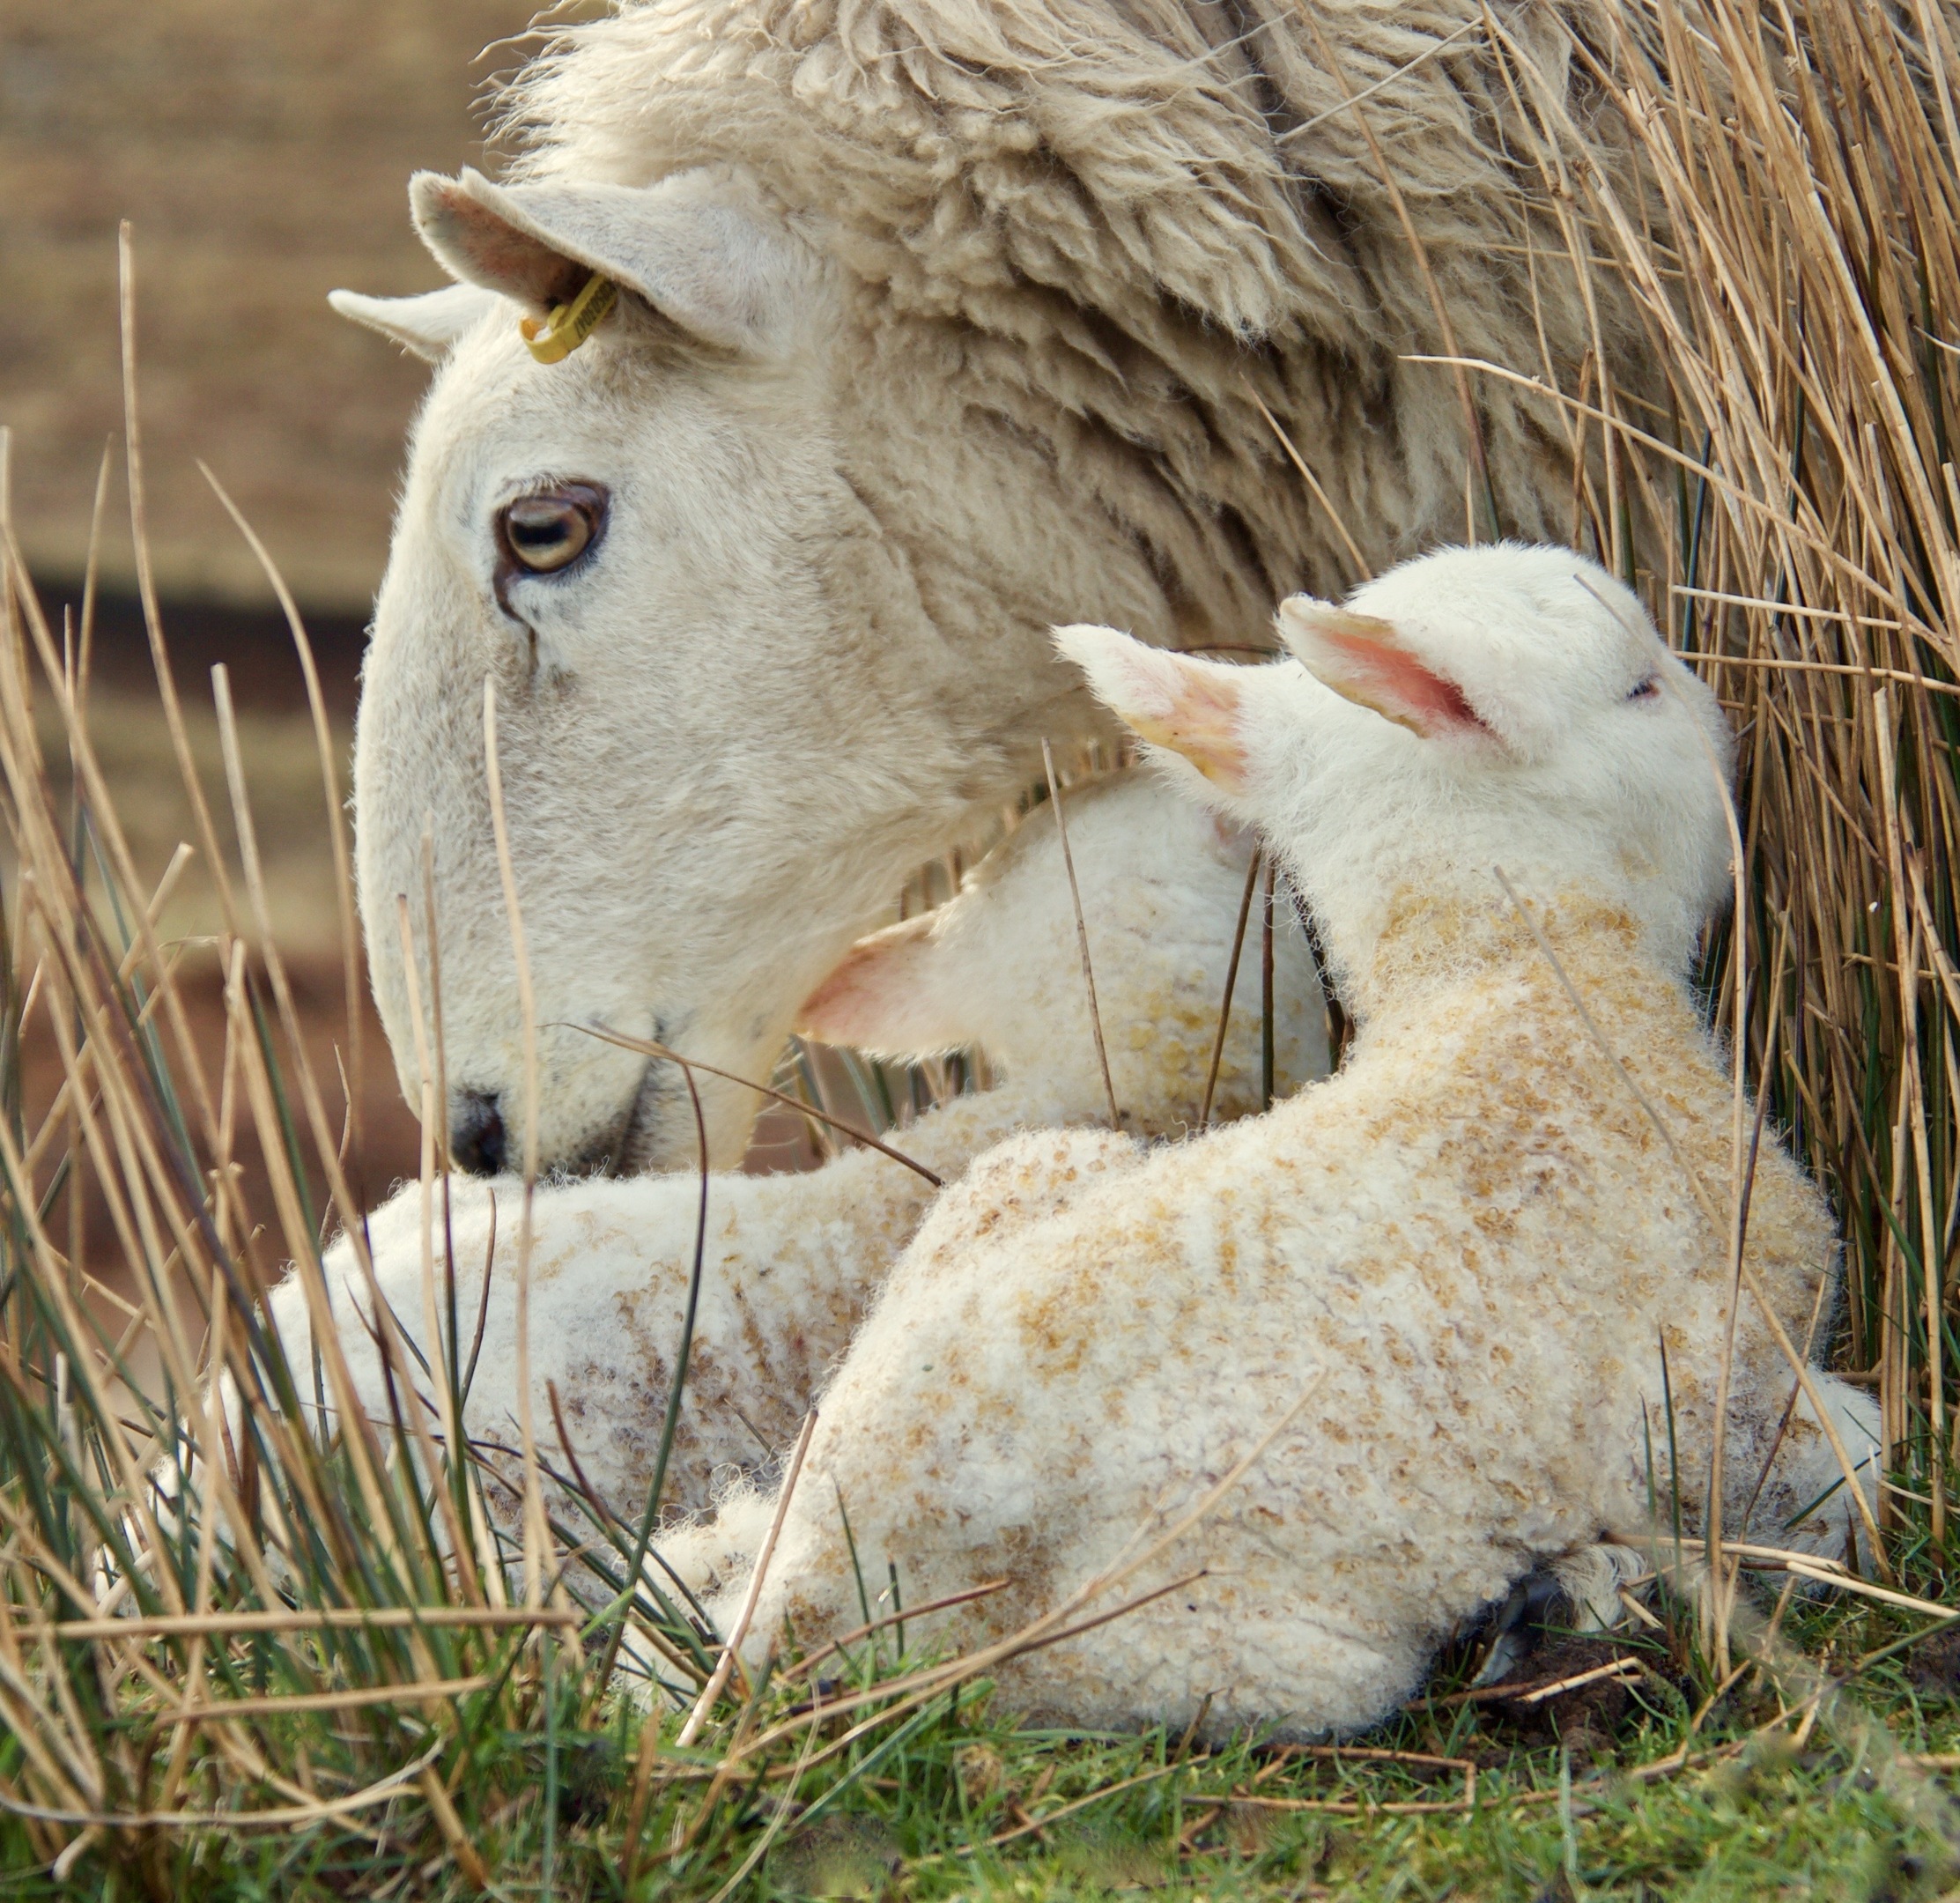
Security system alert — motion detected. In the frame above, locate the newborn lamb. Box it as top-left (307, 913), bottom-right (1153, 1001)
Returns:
top-left (691, 543), bottom-right (1880, 1741)
top-left (242, 774), bottom-right (1323, 1534)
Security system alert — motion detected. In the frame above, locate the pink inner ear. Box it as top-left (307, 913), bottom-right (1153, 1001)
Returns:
top-left (795, 916), bottom-right (939, 1050)
top-left (423, 182), bottom-right (584, 307)
top-left (1319, 628), bottom-right (1491, 737)
top-left (795, 945), bottom-right (885, 1047)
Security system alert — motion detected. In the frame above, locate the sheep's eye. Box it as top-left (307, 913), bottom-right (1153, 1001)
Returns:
top-left (1626, 677), bottom-right (1660, 702)
top-left (498, 485), bottom-right (607, 575)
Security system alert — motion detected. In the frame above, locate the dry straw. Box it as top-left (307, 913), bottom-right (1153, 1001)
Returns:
top-left (0, 0), bottom-right (1956, 1884)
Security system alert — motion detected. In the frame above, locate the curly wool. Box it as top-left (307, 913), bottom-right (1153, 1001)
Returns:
top-left (238, 776), bottom-right (1324, 1538)
top-left (705, 904), bottom-right (1875, 1738)
top-left (505, 0), bottom-right (1660, 617)
top-left (672, 547), bottom-right (1879, 1741)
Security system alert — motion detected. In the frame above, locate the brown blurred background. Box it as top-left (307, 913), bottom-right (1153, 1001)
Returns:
top-left (1, 0), bottom-right (544, 605)
top-left (1, 4), bottom-right (832, 1302)
top-left (1, 1), bottom-right (548, 1260)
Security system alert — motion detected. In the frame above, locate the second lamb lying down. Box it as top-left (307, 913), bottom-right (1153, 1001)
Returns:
top-left (253, 774), bottom-right (1323, 1532)
top-left (684, 544), bottom-right (1881, 1741)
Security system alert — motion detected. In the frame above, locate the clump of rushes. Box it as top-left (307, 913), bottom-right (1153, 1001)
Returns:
top-left (4, 1), bottom-right (1960, 1895)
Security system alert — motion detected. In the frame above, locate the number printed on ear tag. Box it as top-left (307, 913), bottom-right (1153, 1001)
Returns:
top-left (521, 272), bottom-right (618, 365)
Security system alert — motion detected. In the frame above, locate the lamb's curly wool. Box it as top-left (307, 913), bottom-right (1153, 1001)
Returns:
top-left (690, 545), bottom-right (1878, 1740)
top-left (248, 777), bottom-right (1322, 1532)
top-left (506, 0), bottom-right (1654, 616)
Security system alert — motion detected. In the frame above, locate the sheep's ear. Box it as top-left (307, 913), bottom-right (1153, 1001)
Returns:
top-left (1055, 625), bottom-right (1252, 792)
top-left (328, 285), bottom-right (495, 362)
top-left (795, 915), bottom-right (966, 1058)
top-left (1276, 597), bottom-right (1492, 741)
top-left (409, 167), bottom-right (802, 355)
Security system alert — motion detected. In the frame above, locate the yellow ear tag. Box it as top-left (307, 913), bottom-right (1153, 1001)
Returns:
top-left (520, 272), bottom-right (618, 365)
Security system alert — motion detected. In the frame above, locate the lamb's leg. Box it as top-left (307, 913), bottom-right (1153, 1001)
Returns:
top-left (685, 1126), bottom-right (1451, 1741)
top-left (1472, 1543), bottom-right (1648, 1685)
top-left (1479, 1373), bottom-right (1882, 1685)
top-left (314, 1163), bottom-right (906, 1530)
top-left (1476, 1372), bottom-right (1882, 1672)
top-left (1485, 1371), bottom-right (1884, 1670)
top-left (649, 1489), bottom-right (784, 1610)
top-left (1547, 1542), bottom-right (1651, 1628)
top-left (184, 1169), bottom-right (803, 1546)
top-left (654, 1126), bottom-right (1153, 1602)
top-left (1741, 1371), bottom-right (1882, 1567)
top-left (521, 1108), bottom-right (1143, 1528)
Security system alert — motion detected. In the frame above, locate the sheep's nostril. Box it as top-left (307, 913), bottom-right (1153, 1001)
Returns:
top-left (449, 1089), bottom-right (507, 1177)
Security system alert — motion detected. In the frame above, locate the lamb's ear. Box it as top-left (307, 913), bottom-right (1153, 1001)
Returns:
top-left (795, 915), bottom-right (967, 1058)
top-left (1276, 596), bottom-right (1493, 741)
top-left (1055, 625), bottom-right (1252, 792)
top-left (409, 167), bottom-right (803, 355)
top-left (327, 285), bottom-right (496, 362)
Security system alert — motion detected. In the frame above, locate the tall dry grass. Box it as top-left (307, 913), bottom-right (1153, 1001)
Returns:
top-left (0, 0), bottom-right (1956, 1891)
top-left (1477, 0), bottom-right (1960, 1551)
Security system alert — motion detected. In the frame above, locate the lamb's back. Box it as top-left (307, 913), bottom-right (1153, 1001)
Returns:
top-left (770, 936), bottom-right (1831, 1668)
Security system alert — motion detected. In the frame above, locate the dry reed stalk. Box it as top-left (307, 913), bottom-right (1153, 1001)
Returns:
top-left (1041, 738), bottom-right (1121, 1129)
top-left (113, 230), bottom-right (234, 1154)
top-left (378, 890), bottom-right (478, 1581)
top-left (0, 548), bottom-right (251, 1309)
top-left (481, 679), bottom-right (551, 1609)
top-left (197, 463), bottom-right (366, 1196)
top-left (776, 1577), bottom-right (1013, 1685)
top-left (1197, 848), bottom-right (1261, 1130)
top-left (581, 1023), bottom-right (943, 1183)
top-left (676, 1407), bottom-right (817, 1748)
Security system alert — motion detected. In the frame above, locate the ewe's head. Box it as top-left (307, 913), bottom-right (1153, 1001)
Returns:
top-left (335, 167), bottom-right (945, 1174)
top-left (795, 776), bottom-right (1327, 1129)
top-left (1060, 544), bottom-right (1735, 1000)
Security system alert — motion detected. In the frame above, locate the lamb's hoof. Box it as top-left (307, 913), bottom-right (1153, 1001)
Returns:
top-left (1474, 1544), bottom-right (1648, 1687)
top-left (1474, 1569), bottom-right (1571, 1688)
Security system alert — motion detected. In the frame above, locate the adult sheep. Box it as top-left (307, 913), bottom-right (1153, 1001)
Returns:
top-left (336, 0), bottom-right (1656, 1174)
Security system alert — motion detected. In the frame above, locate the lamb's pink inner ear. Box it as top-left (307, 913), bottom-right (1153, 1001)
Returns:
top-left (1057, 626), bottom-right (1250, 789)
top-left (1277, 603), bottom-right (1490, 740)
top-left (795, 915), bottom-right (948, 1055)
top-left (1130, 662), bottom-right (1251, 788)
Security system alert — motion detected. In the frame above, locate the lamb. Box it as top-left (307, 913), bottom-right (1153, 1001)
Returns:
top-left (245, 774), bottom-right (1323, 1537)
top-left (331, 0), bottom-right (1666, 1177)
top-left (680, 544), bottom-right (1880, 1741)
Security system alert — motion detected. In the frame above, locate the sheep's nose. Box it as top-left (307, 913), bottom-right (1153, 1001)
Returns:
top-left (449, 1089), bottom-right (507, 1176)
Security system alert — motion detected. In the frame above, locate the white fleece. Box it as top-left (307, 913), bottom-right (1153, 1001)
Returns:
top-left (242, 775), bottom-right (1324, 1540)
top-left (679, 546), bottom-right (1878, 1740)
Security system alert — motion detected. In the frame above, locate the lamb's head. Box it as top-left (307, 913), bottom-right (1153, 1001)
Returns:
top-left (1060, 544), bottom-right (1735, 1006)
top-left (335, 167), bottom-right (1070, 1175)
top-left (795, 775), bottom-right (1327, 1130)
